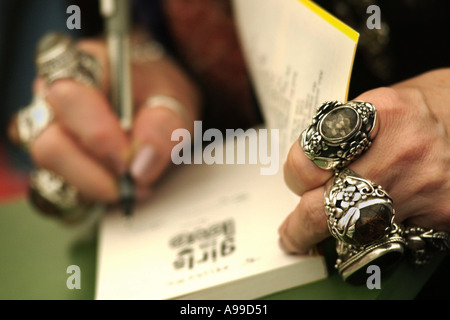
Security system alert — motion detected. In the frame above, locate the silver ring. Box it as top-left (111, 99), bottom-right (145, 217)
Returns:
top-left (300, 100), bottom-right (378, 170)
top-left (334, 230), bottom-right (405, 283)
top-left (325, 169), bottom-right (395, 247)
top-left (35, 32), bottom-right (102, 88)
top-left (29, 169), bottom-right (91, 223)
top-left (145, 95), bottom-right (189, 125)
top-left (131, 41), bottom-right (165, 63)
top-left (335, 224), bottom-right (450, 283)
top-left (16, 95), bottom-right (54, 150)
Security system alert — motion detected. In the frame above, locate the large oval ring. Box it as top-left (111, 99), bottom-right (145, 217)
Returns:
top-left (16, 95), bottom-right (54, 150)
top-left (325, 169), bottom-right (395, 247)
top-left (300, 100), bottom-right (378, 170)
top-left (35, 32), bottom-right (102, 88)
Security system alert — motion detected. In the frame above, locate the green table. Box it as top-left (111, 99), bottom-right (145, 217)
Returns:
top-left (0, 199), bottom-right (444, 300)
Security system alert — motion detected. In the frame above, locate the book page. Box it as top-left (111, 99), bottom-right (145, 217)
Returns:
top-left (96, 136), bottom-right (325, 300)
top-left (233, 0), bottom-right (358, 158)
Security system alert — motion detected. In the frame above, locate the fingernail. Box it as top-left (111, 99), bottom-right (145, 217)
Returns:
top-left (131, 145), bottom-right (158, 182)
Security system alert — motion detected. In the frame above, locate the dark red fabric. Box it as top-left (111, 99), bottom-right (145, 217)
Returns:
top-left (162, 0), bottom-right (259, 130)
top-left (0, 144), bottom-right (28, 202)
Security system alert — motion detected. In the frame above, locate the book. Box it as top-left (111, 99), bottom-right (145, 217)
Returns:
top-left (95, 0), bottom-right (358, 300)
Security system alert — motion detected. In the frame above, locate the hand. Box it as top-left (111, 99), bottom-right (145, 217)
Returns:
top-left (279, 68), bottom-right (450, 254)
top-left (8, 36), bottom-right (201, 204)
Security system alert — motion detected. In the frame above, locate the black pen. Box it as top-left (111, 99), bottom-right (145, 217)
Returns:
top-left (100, 0), bottom-right (135, 217)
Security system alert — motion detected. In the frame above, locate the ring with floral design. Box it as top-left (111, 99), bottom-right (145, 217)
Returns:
top-left (324, 169), bottom-right (395, 247)
top-left (300, 100), bottom-right (378, 170)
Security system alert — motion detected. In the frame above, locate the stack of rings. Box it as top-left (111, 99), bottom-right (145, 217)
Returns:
top-left (300, 100), bottom-right (450, 283)
top-left (15, 32), bottom-right (102, 223)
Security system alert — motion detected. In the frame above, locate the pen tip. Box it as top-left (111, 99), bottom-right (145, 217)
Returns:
top-left (119, 173), bottom-right (135, 217)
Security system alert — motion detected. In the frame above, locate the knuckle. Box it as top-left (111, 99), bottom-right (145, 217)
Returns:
top-left (413, 158), bottom-right (449, 195)
top-left (284, 145), bottom-right (313, 194)
top-left (285, 146), bottom-right (303, 181)
top-left (47, 80), bottom-right (74, 102)
top-left (393, 130), bottom-right (430, 165)
top-left (30, 125), bottom-right (62, 168)
top-left (84, 124), bottom-right (112, 150)
top-left (300, 192), bottom-right (328, 236)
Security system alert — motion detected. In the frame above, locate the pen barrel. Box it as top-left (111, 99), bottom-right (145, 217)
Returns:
top-left (101, 0), bottom-right (133, 131)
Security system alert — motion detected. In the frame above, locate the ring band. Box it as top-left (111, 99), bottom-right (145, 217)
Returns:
top-left (335, 224), bottom-right (450, 283)
top-left (131, 41), bottom-right (165, 63)
top-left (334, 230), bottom-right (405, 283)
top-left (16, 96), bottom-right (53, 150)
top-left (300, 100), bottom-right (378, 170)
top-left (145, 95), bottom-right (189, 125)
top-left (35, 32), bottom-right (102, 88)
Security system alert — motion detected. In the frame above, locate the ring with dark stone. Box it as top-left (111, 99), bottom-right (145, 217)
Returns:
top-left (334, 222), bottom-right (450, 283)
top-left (325, 169), bottom-right (395, 247)
top-left (300, 100), bottom-right (378, 170)
top-left (334, 228), bottom-right (405, 283)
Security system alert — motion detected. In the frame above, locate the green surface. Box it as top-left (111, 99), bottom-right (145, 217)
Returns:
top-left (0, 199), bottom-right (442, 300)
top-left (0, 200), bottom-right (98, 300)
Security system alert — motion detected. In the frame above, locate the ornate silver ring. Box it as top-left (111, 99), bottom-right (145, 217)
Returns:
top-left (335, 229), bottom-right (405, 283)
top-left (16, 95), bottom-right (54, 150)
top-left (300, 100), bottom-right (378, 170)
top-left (325, 169), bottom-right (395, 247)
top-left (335, 224), bottom-right (450, 283)
top-left (35, 32), bottom-right (102, 88)
top-left (325, 168), bottom-right (404, 282)
top-left (29, 169), bottom-right (92, 224)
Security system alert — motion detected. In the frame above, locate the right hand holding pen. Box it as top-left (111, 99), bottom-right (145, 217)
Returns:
top-left (9, 37), bottom-right (201, 205)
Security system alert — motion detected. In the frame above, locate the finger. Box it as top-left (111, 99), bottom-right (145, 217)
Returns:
top-left (129, 57), bottom-right (200, 187)
top-left (283, 140), bottom-right (332, 196)
top-left (30, 123), bottom-right (119, 202)
top-left (46, 80), bottom-right (130, 173)
top-left (278, 187), bottom-right (330, 255)
top-left (44, 40), bottom-right (130, 175)
top-left (7, 115), bottom-right (20, 146)
top-left (131, 57), bottom-right (200, 125)
top-left (130, 104), bottom-right (187, 187)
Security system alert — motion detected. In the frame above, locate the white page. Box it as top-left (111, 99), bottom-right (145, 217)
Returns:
top-left (96, 134), bottom-right (325, 300)
top-left (234, 0), bottom-right (358, 158)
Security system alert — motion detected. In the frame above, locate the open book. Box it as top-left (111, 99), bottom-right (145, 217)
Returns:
top-left (95, 0), bottom-right (358, 300)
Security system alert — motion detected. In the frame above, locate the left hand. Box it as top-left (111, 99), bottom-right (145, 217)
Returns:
top-left (279, 68), bottom-right (450, 254)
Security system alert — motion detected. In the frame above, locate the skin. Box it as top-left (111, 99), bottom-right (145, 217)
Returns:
top-left (279, 68), bottom-right (450, 254)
